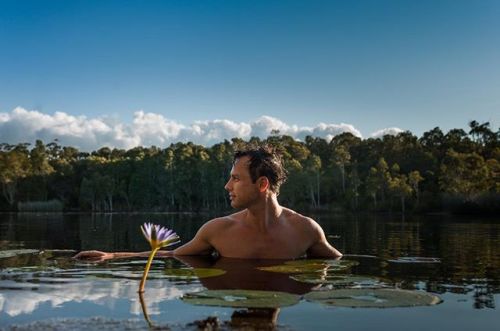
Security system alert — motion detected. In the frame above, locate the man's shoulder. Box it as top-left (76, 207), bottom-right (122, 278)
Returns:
top-left (202, 211), bottom-right (245, 229)
top-left (282, 207), bottom-right (316, 225)
top-left (282, 208), bottom-right (322, 234)
top-left (282, 208), bottom-right (325, 245)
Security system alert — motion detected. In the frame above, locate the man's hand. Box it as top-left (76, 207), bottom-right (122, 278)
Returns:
top-left (73, 250), bottom-right (114, 262)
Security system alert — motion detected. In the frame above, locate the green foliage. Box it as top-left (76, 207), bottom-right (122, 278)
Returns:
top-left (0, 121), bottom-right (498, 213)
top-left (439, 150), bottom-right (491, 196)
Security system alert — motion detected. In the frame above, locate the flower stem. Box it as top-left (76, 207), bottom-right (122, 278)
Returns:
top-left (138, 292), bottom-right (154, 328)
top-left (138, 247), bottom-right (159, 293)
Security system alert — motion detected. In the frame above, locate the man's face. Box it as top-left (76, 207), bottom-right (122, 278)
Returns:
top-left (224, 156), bottom-right (261, 209)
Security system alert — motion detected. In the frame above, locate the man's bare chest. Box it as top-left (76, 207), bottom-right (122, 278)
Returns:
top-left (211, 227), bottom-right (308, 259)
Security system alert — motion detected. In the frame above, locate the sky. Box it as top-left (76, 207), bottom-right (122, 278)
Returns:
top-left (0, 0), bottom-right (499, 150)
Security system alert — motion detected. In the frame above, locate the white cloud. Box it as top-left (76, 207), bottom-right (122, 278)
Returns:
top-left (0, 113), bottom-right (9, 123)
top-left (0, 278), bottom-right (200, 317)
top-left (181, 119), bottom-right (252, 145)
top-left (0, 107), bottom-right (365, 151)
top-left (370, 127), bottom-right (404, 138)
top-left (250, 115), bottom-right (292, 137)
top-left (311, 122), bottom-right (362, 141)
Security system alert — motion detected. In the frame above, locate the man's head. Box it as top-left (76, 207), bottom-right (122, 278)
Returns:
top-left (234, 146), bottom-right (287, 192)
top-left (224, 145), bottom-right (287, 208)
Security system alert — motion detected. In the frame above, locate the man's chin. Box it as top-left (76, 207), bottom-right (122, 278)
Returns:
top-left (230, 201), bottom-right (243, 209)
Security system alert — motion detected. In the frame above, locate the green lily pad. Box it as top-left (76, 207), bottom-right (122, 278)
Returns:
top-left (257, 264), bottom-right (326, 273)
top-left (182, 289), bottom-right (300, 308)
top-left (304, 288), bottom-right (441, 308)
top-left (258, 259), bottom-right (358, 274)
top-left (291, 273), bottom-right (381, 286)
top-left (286, 259), bottom-right (359, 269)
top-left (0, 249), bottom-right (39, 259)
top-left (164, 267), bottom-right (226, 279)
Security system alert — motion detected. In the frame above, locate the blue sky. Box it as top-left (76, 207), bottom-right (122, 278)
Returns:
top-left (0, 0), bottom-right (499, 149)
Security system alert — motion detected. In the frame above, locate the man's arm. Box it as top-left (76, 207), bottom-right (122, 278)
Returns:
top-left (171, 218), bottom-right (221, 256)
top-left (74, 219), bottom-right (219, 261)
top-left (73, 250), bottom-right (173, 261)
top-left (305, 219), bottom-right (343, 259)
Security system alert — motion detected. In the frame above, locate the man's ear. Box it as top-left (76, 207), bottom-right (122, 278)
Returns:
top-left (258, 176), bottom-right (270, 192)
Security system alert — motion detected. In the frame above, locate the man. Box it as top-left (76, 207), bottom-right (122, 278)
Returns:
top-left (75, 146), bottom-right (342, 261)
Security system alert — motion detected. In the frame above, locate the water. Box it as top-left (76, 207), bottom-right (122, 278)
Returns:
top-left (1, 213), bottom-right (499, 330)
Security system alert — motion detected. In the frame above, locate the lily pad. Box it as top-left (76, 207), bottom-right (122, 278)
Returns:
top-left (286, 259), bottom-right (359, 269)
top-left (0, 249), bottom-right (39, 259)
top-left (164, 267), bottom-right (226, 279)
top-left (182, 289), bottom-right (300, 308)
top-left (388, 257), bottom-right (441, 264)
top-left (257, 264), bottom-right (326, 273)
top-left (258, 259), bottom-right (358, 274)
top-left (304, 288), bottom-right (441, 308)
top-left (291, 273), bottom-right (381, 286)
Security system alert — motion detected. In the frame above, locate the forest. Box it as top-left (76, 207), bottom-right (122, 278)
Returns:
top-left (0, 121), bottom-right (498, 214)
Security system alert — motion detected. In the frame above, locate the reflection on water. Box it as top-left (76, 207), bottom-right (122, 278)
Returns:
top-left (0, 255), bottom-right (200, 318)
top-left (0, 212), bottom-right (499, 329)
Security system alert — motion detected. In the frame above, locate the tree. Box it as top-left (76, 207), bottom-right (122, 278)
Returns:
top-left (420, 127), bottom-right (444, 151)
top-left (0, 146), bottom-right (30, 207)
top-left (347, 165), bottom-right (361, 210)
top-left (388, 171), bottom-right (413, 213)
top-left (30, 140), bottom-right (54, 176)
top-left (365, 167), bottom-right (380, 208)
top-left (332, 145), bottom-right (351, 194)
top-left (79, 176), bottom-right (96, 211)
top-left (444, 129), bottom-right (474, 153)
top-left (304, 154), bottom-right (322, 208)
top-left (469, 121), bottom-right (494, 146)
top-left (486, 157), bottom-right (500, 193)
top-left (408, 170), bottom-right (424, 205)
top-left (28, 140), bottom-right (55, 201)
top-left (439, 150), bottom-right (491, 199)
top-left (375, 157), bottom-right (391, 203)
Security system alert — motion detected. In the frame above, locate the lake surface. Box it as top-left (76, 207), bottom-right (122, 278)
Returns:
top-left (0, 212), bottom-right (499, 330)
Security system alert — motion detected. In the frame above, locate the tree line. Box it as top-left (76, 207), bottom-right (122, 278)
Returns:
top-left (0, 120), bottom-right (498, 213)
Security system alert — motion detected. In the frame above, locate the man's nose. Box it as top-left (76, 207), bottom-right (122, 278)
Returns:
top-left (224, 180), bottom-right (231, 191)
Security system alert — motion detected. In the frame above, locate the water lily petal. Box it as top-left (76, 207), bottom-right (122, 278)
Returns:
top-left (141, 222), bottom-right (179, 249)
top-left (141, 223), bottom-right (153, 242)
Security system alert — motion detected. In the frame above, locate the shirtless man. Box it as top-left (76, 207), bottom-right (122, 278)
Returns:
top-left (74, 146), bottom-right (342, 261)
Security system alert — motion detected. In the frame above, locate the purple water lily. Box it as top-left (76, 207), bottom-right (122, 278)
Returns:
top-left (141, 222), bottom-right (180, 249)
top-left (139, 222), bottom-right (180, 293)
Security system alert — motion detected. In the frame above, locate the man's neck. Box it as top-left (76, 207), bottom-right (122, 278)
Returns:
top-left (245, 194), bottom-right (283, 232)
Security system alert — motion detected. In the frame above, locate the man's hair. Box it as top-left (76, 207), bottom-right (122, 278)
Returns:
top-left (233, 145), bottom-right (288, 194)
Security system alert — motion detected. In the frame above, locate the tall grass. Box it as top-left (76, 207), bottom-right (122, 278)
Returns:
top-left (18, 199), bottom-right (64, 212)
